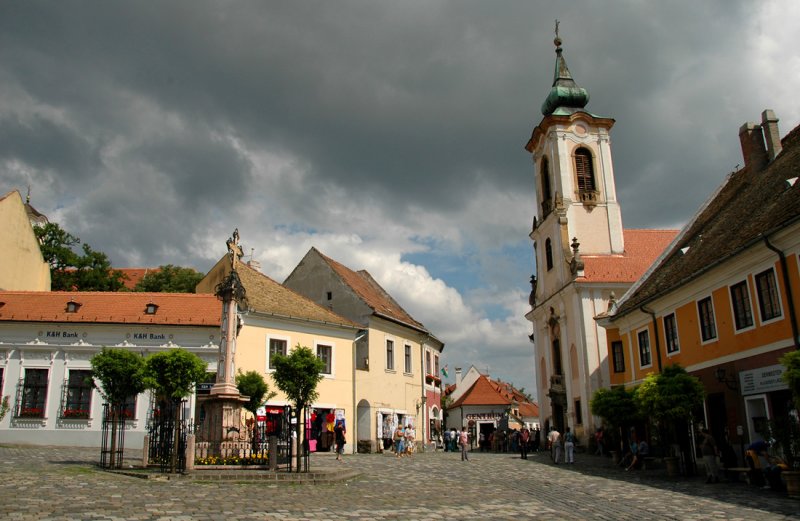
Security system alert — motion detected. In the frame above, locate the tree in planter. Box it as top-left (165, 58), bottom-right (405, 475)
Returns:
top-left (635, 364), bottom-right (705, 471)
top-left (90, 348), bottom-right (147, 468)
top-left (778, 350), bottom-right (800, 471)
top-left (590, 385), bottom-right (640, 457)
top-left (236, 370), bottom-right (276, 449)
top-left (270, 345), bottom-right (325, 473)
top-left (144, 349), bottom-right (208, 473)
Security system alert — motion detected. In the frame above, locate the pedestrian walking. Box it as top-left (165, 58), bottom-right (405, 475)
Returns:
top-left (548, 428), bottom-right (562, 464)
top-left (393, 424), bottom-right (405, 458)
top-left (564, 427), bottom-right (575, 464)
top-left (701, 429), bottom-right (720, 483)
top-left (520, 428), bottom-right (530, 459)
top-left (334, 416), bottom-right (346, 461)
top-left (594, 427), bottom-right (604, 456)
top-left (459, 426), bottom-right (470, 461)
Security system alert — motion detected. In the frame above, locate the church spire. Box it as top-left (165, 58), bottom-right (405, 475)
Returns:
top-left (540, 21), bottom-right (590, 116)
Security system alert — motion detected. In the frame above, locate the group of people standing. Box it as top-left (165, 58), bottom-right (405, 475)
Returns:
top-left (546, 427), bottom-right (576, 464)
top-left (391, 424), bottom-right (417, 458)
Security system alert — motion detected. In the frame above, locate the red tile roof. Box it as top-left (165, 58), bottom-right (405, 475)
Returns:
top-left (313, 248), bottom-right (427, 332)
top-left (578, 229), bottom-right (678, 283)
top-left (0, 291), bottom-right (220, 326)
top-left (611, 122), bottom-right (800, 318)
top-left (449, 375), bottom-right (539, 417)
top-left (117, 268), bottom-right (160, 290)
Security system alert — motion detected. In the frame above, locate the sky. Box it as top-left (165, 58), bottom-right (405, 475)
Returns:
top-left (2, 1), bottom-right (799, 399)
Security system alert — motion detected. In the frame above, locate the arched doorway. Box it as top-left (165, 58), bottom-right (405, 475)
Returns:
top-left (357, 399), bottom-right (371, 453)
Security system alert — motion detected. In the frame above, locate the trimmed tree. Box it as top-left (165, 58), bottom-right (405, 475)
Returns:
top-left (778, 350), bottom-right (800, 469)
top-left (144, 349), bottom-right (208, 473)
top-left (635, 364), bottom-right (705, 467)
top-left (90, 348), bottom-right (147, 467)
top-left (590, 385), bottom-right (639, 455)
top-left (271, 344), bottom-right (325, 473)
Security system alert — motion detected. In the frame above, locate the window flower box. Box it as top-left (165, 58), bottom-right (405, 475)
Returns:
top-left (62, 408), bottom-right (91, 419)
top-left (425, 374), bottom-right (441, 386)
top-left (18, 407), bottom-right (45, 418)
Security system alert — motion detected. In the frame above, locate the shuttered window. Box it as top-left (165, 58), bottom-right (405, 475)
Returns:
top-left (575, 148), bottom-right (596, 192)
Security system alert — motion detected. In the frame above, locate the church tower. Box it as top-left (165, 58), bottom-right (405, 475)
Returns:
top-left (525, 27), bottom-right (626, 437)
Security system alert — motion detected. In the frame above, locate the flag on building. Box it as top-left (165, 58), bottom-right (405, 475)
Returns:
top-left (441, 365), bottom-right (449, 378)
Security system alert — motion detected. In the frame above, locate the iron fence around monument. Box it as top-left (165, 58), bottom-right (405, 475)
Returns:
top-left (147, 398), bottom-right (188, 473)
top-left (194, 405), bottom-right (294, 471)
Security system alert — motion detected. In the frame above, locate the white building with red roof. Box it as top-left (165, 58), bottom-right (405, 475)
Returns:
top-left (524, 35), bottom-right (677, 442)
top-left (0, 291), bottom-right (220, 446)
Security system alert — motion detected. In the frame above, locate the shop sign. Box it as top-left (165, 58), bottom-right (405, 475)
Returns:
top-left (465, 412), bottom-right (502, 421)
top-left (739, 364), bottom-right (788, 395)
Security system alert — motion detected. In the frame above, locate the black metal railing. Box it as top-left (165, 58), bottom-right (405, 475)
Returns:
top-left (147, 399), bottom-right (188, 473)
top-left (100, 403), bottom-right (126, 469)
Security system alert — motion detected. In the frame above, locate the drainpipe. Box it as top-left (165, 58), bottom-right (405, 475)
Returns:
top-left (763, 237), bottom-right (800, 350)
top-left (640, 306), bottom-right (663, 372)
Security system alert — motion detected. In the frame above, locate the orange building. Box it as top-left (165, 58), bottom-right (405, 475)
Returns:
top-left (599, 111), bottom-right (800, 454)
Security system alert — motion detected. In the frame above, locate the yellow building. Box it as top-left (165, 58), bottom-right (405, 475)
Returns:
top-left (600, 111), bottom-right (800, 454)
top-left (284, 247), bottom-right (443, 453)
top-left (0, 190), bottom-right (50, 291)
top-left (197, 255), bottom-right (362, 453)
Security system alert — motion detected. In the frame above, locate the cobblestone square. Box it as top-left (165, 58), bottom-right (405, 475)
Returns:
top-left (1, 446), bottom-right (798, 520)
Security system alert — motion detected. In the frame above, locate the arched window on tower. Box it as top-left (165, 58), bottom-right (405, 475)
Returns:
top-left (540, 157), bottom-right (553, 217)
top-left (545, 238), bottom-right (553, 271)
top-left (574, 147), bottom-right (598, 204)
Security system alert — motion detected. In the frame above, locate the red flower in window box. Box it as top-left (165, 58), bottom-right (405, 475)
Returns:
top-left (425, 374), bottom-right (441, 385)
top-left (18, 407), bottom-right (44, 418)
top-left (63, 408), bottom-right (90, 419)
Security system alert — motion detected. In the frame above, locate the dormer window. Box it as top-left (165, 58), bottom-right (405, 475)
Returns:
top-left (145, 303), bottom-right (158, 315)
top-left (66, 301), bottom-right (81, 313)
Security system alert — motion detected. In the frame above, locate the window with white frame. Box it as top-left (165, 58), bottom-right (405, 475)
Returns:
top-left (755, 268), bottom-right (782, 322)
top-left (386, 339), bottom-right (395, 370)
top-left (611, 341), bottom-right (625, 373)
top-left (267, 338), bottom-right (288, 371)
top-left (663, 313), bottom-right (680, 354)
top-left (317, 344), bottom-right (333, 375)
top-left (434, 354), bottom-right (440, 376)
top-left (62, 369), bottom-right (93, 419)
top-left (730, 280), bottom-right (754, 330)
top-left (425, 351), bottom-right (431, 375)
top-left (18, 368), bottom-right (49, 418)
top-left (404, 344), bottom-right (412, 374)
top-left (697, 296), bottom-right (717, 342)
top-left (638, 330), bottom-right (652, 367)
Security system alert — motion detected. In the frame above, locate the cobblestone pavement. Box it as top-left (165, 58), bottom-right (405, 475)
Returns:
top-left (1, 445), bottom-right (798, 520)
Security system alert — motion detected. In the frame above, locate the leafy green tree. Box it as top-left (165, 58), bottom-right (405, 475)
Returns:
top-left (236, 370), bottom-right (276, 417)
top-left (34, 222), bottom-right (125, 291)
top-left (144, 349), bottom-right (208, 473)
top-left (271, 345), bottom-right (325, 472)
top-left (635, 364), bottom-right (705, 461)
top-left (134, 265), bottom-right (204, 293)
top-left (590, 385), bottom-right (640, 454)
top-left (90, 348), bottom-right (147, 467)
top-left (781, 350), bottom-right (800, 411)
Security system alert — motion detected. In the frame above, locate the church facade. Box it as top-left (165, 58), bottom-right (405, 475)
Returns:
top-left (524, 33), bottom-right (676, 441)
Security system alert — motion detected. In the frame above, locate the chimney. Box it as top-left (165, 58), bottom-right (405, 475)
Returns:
top-left (455, 367), bottom-right (462, 385)
top-left (739, 122), bottom-right (768, 172)
top-left (761, 109), bottom-right (782, 161)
